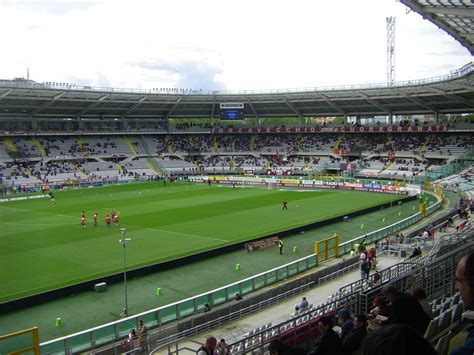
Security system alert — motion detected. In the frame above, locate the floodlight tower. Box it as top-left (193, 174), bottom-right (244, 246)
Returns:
top-left (386, 16), bottom-right (396, 86)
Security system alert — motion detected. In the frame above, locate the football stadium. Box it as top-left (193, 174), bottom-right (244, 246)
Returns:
top-left (0, 1), bottom-right (473, 354)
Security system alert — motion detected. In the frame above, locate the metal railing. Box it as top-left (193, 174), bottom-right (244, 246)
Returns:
top-left (223, 238), bottom-right (474, 355)
top-left (336, 196), bottom-right (443, 259)
top-left (40, 255), bottom-right (318, 354)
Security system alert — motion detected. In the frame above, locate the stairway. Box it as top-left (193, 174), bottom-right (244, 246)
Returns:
top-left (76, 137), bottom-right (85, 153)
top-left (381, 161), bottom-right (395, 174)
top-left (296, 135), bottom-right (305, 152)
top-left (139, 135), bottom-right (167, 176)
top-left (114, 162), bottom-right (124, 173)
top-left (4, 138), bottom-right (17, 152)
top-left (249, 135), bottom-right (256, 152)
top-left (165, 136), bottom-right (174, 154)
top-left (418, 137), bottom-right (430, 155)
top-left (332, 136), bottom-right (342, 153)
top-left (31, 139), bottom-right (47, 157)
top-left (147, 162), bottom-right (162, 174)
top-left (213, 136), bottom-right (219, 153)
top-left (123, 137), bottom-right (138, 156)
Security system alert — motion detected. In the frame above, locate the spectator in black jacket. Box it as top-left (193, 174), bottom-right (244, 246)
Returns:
top-left (361, 324), bottom-right (436, 355)
top-left (342, 314), bottom-right (368, 355)
top-left (379, 285), bottom-right (429, 335)
top-left (309, 316), bottom-right (342, 355)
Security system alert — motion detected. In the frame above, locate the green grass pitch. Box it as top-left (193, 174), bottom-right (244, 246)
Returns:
top-left (0, 181), bottom-right (404, 303)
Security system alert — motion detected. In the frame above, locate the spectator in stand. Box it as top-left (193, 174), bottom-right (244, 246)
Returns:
top-left (370, 295), bottom-right (390, 318)
top-left (409, 246), bottom-right (422, 259)
top-left (411, 288), bottom-right (433, 319)
top-left (268, 339), bottom-right (291, 355)
top-left (337, 308), bottom-right (354, 345)
top-left (295, 296), bottom-right (309, 311)
top-left (268, 339), bottom-right (307, 355)
top-left (197, 336), bottom-right (217, 355)
top-left (372, 270), bottom-right (381, 286)
top-left (378, 285), bottom-right (429, 335)
top-left (128, 328), bottom-right (136, 344)
top-left (309, 316), bottom-right (343, 355)
top-left (342, 314), bottom-right (368, 355)
top-left (136, 319), bottom-right (148, 339)
top-left (216, 338), bottom-right (230, 355)
top-left (451, 251), bottom-right (474, 355)
top-left (361, 324), bottom-right (436, 355)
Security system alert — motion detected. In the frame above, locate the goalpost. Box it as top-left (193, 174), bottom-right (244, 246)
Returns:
top-left (314, 234), bottom-right (340, 262)
top-left (267, 181), bottom-right (277, 190)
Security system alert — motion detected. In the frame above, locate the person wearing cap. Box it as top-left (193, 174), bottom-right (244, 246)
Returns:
top-left (336, 308), bottom-right (354, 344)
top-left (378, 285), bottom-right (429, 335)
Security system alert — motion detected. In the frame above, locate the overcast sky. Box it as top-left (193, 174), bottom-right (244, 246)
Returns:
top-left (0, 0), bottom-right (471, 91)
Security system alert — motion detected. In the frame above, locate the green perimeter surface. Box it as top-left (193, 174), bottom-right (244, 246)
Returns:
top-left (0, 182), bottom-right (404, 303)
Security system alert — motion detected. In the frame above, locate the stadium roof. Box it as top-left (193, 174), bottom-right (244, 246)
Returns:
top-left (0, 63), bottom-right (473, 120)
top-left (400, 0), bottom-right (474, 55)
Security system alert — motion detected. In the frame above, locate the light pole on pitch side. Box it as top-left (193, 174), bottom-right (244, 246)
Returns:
top-left (119, 228), bottom-right (131, 318)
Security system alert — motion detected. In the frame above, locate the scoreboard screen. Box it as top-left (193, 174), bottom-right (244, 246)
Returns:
top-left (220, 109), bottom-right (244, 120)
top-left (220, 102), bottom-right (244, 120)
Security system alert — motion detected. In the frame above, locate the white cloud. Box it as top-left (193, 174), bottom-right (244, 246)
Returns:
top-left (0, 0), bottom-right (471, 91)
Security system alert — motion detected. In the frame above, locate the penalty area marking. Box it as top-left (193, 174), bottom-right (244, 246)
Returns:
top-left (0, 220), bottom-right (78, 226)
top-left (121, 223), bottom-right (229, 243)
top-left (278, 189), bottom-right (325, 192)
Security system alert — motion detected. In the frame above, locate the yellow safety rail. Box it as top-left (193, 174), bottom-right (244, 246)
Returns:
top-left (20, 164), bottom-right (32, 176)
top-left (71, 162), bottom-right (84, 174)
top-left (332, 136), bottom-right (342, 152)
top-left (188, 135), bottom-right (194, 148)
top-left (114, 162), bottom-right (124, 173)
top-left (249, 135), bottom-right (256, 152)
top-left (75, 137), bottom-right (85, 152)
top-left (296, 135), bottom-right (305, 152)
top-left (123, 137), bottom-right (138, 156)
top-left (213, 136), bottom-right (218, 153)
top-left (4, 138), bottom-right (17, 152)
top-left (418, 136), bottom-right (430, 155)
top-left (381, 161), bottom-right (395, 174)
top-left (0, 327), bottom-right (40, 355)
top-left (147, 162), bottom-right (161, 174)
top-left (31, 139), bottom-right (47, 157)
top-left (165, 136), bottom-right (174, 153)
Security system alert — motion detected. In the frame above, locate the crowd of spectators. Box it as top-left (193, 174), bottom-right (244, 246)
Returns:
top-left (1, 132), bottom-right (472, 186)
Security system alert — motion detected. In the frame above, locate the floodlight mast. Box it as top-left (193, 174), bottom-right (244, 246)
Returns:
top-left (387, 16), bottom-right (396, 86)
top-left (119, 229), bottom-right (131, 318)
